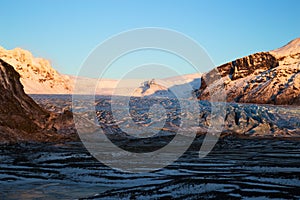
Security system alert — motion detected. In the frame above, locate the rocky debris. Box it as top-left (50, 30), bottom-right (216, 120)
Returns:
top-left (198, 101), bottom-right (300, 137)
top-left (0, 59), bottom-right (77, 143)
top-left (30, 94), bottom-right (300, 139)
top-left (197, 38), bottom-right (300, 105)
top-left (0, 46), bottom-right (73, 94)
top-left (92, 97), bottom-right (300, 138)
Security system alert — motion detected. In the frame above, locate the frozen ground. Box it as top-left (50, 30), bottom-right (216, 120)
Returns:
top-left (0, 95), bottom-right (299, 199)
top-left (0, 138), bottom-right (300, 199)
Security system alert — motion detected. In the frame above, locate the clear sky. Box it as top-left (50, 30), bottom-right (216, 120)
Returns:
top-left (0, 0), bottom-right (299, 78)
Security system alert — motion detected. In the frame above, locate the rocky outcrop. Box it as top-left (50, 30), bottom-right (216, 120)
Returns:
top-left (0, 46), bottom-right (73, 94)
top-left (198, 38), bottom-right (300, 105)
top-left (216, 52), bottom-right (278, 80)
top-left (0, 59), bottom-right (76, 143)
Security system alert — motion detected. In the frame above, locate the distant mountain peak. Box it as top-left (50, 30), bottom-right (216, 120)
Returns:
top-left (132, 79), bottom-right (169, 97)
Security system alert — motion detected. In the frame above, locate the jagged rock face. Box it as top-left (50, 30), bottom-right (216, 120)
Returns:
top-left (198, 38), bottom-right (300, 105)
top-left (0, 59), bottom-right (76, 143)
top-left (217, 52), bottom-right (279, 80)
top-left (0, 47), bottom-right (73, 94)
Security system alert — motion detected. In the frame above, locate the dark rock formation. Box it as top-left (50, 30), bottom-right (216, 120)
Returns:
top-left (198, 39), bottom-right (300, 105)
top-left (217, 52), bottom-right (278, 80)
top-left (0, 59), bottom-right (77, 143)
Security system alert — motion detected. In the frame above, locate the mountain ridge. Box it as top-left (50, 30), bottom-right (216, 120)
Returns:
top-left (1, 38), bottom-right (300, 104)
top-left (0, 46), bottom-right (201, 96)
top-left (198, 38), bottom-right (300, 105)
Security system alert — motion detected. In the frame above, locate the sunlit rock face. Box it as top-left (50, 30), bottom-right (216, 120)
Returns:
top-left (0, 59), bottom-right (76, 143)
top-left (198, 38), bottom-right (300, 105)
top-left (0, 46), bottom-right (73, 94)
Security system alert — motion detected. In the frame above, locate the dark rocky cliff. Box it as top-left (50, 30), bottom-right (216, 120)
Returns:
top-left (0, 59), bottom-right (76, 143)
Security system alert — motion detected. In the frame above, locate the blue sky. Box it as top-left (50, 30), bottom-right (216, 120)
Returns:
top-left (0, 0), bottom-right (299, 78)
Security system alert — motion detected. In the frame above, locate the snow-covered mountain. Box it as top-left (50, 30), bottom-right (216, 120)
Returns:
top-left (3, 37), bottom-right (300, 103)
top-left (198, 38), bottom-right (300, 105)
top-left (130, 74), bottom-right (201, 98)
top-left (0, 46), bottom-right (202, 96)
